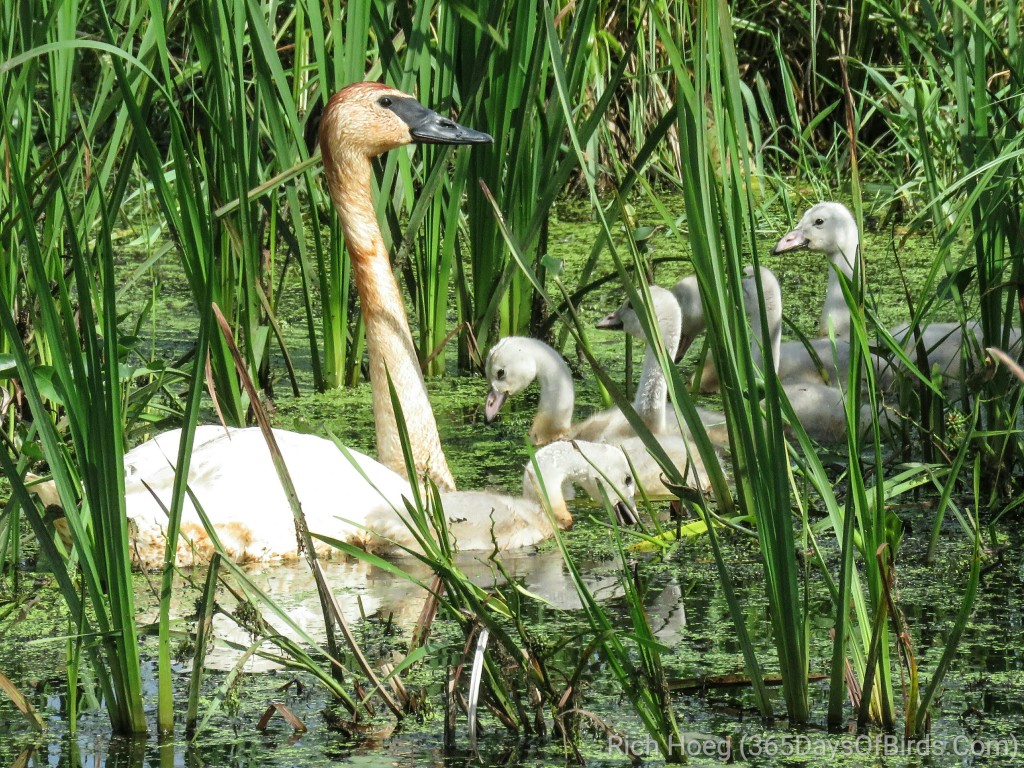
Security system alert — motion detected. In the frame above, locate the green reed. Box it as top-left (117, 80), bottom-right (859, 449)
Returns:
top-left (0, 0), bottom-right (155, 732)
top-left (310, 369), bottom-right (687, 759)
top-left (454, 0), bottom-right (625, 357)
top-left (645, 0), bottom-right (810, 722)
top-left (845, 0), bottom-right (1023, 490)
top-left (1, 0), bottom-right (357, 733)
top-left (0, 0), bottom-right (1012, 745)
top-left (0, 156), bottom-right (147, 733)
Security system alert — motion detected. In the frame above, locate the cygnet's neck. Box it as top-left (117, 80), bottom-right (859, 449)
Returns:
top-left (743, 268), bottom-right (783, 376)
top-left (673, 277), bottom-right (707, 338)
top-left (821, 226), bottom-right (860, 336)
top-left (632, 302), bottom-right (683, 434)
top-left (525, 339), bottom-right (576, 445)
top-left (520, 442), bottom-right (587, 530)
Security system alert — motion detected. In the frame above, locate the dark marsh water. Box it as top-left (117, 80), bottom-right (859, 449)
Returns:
top-left (3, 205), bottom-right (1022, 766)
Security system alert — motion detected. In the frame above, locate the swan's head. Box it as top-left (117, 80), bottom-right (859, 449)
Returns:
top-left (570, 442), bottom-right (639, 525)
top-left (525, 441), bottom-right (637, 526)
top-left (670, 276), bottom-right (706, 361)
top-left (772, 202), bottom-right (858, 260)
top-left (320, 82), bottom-right (492, 161)
top-left (484, 337), bottom-right (538, 421)
top-left (596, 285), bottom-right (682, 345)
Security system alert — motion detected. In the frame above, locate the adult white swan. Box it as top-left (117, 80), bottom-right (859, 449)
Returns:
top-left (115, 428), bottom-right (635, 567)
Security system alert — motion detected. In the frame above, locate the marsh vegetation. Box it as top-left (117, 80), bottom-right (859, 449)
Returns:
top-left (1, 0), bottom-right (1023, 765)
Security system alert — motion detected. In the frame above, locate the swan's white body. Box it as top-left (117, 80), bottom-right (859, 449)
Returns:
top-left (886, 320), bottom-right (1021, 388)
top-left (122, 428), bottom-right (412, 567)
top-left (675, 267), bottom-right (884, 391)
top-left (618, 435), bottom-right (717, 495)
top-left (772, 201), bottom-right (861, 337)
top-left (777, 337), bottom-right (859, 385)
top-left (677, 268), bottom-right (781, 392)
top-left (745, 267), bottom-right (891, 443)
top-left (122, 425), bottom-right (235, 478)
top-left (111, 428), bottom-right (635, 567)
top-left (778, 382), bottom-right (888, 444)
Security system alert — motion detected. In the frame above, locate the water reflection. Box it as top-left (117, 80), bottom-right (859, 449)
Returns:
top-left (152, 548), bottom-right (691, 672)
top-left (6, 528), bottom-right (1024, 767)
top-left (3, 544), bottom-right (696, 768)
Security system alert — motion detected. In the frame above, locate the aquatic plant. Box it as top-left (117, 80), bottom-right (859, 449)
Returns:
top-left (866, 0), bottom-right (1024, 494)
top-left (0, 146), bottom-right (148, 734)
top-left (0, 0), bottom-right (1017, 752)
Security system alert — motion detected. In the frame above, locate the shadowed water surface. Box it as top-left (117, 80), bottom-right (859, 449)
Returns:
top-left (3, 481), bottom-right (1023, 767)
top-left (3, 209), bottom-right (1021, 766)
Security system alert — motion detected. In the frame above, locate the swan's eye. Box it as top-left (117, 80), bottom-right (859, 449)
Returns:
top-left (496, 368), bottom-right (505, 379)
top-left (624, 476), bottom-right (633, 486)
top-left (378, 96), bottom-right (393, 108)
top-left (814, 217), bottom-right (825, 226)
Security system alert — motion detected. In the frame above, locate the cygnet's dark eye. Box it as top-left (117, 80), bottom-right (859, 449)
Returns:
top-left (814, 217), bottom-right (825, 226)
top-left (496, 368), bottom-right (506, 379)
top-left (624, 475), bottom-right (633, 487)
top-left (378, 96), bottom-right (393, 107)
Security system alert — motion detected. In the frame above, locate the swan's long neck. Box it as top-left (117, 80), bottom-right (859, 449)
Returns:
top-left (521, 445), bottom-right (581, 530)
top-left (529, 340), bottom-right (575, 444)
top-left (745, 270), bottom-right (783, 376)
top-left (821, 229), bottom-right (860, 336)
top-left (324, 148), bottom-right (455, 491)
top-left (633, 305), bottom-right (682, 434)
top-left (521, 470), bottom-right (571, 530)
top-left (675, 278), bottom-right (706, 338)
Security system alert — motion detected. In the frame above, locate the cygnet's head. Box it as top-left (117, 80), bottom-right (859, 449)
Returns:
top-left (595, 285), bottom-right (681, 343)
top-left (575, 441), bottom-right (635, 506)
top-left (484, 337), bottom-right (537, 422)
top-left (528, 441), bottom-right (638, 525)
top-left (570, 441), bottom-right (638, 525)
top-left (772, 201), bottom-right (858, 258)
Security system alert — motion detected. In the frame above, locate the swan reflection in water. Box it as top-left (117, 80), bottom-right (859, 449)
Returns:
top-left (145, 547), bottom-right (689, 672)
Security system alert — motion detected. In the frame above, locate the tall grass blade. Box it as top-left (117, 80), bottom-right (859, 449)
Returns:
top-left (467, 627), bottom-right (489, 751)
top-left (186, 554), bottom-right (221, 739)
